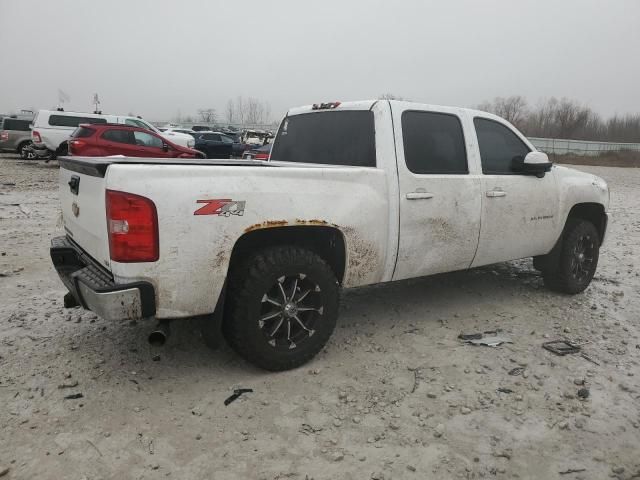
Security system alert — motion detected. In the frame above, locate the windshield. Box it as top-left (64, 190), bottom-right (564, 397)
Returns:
top-left (270, 111), bottom-right (376, 167)
top-left (126, 118), bottom-right (159, 133)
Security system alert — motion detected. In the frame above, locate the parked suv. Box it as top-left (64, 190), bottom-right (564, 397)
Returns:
top-left (0, 117), bottom-right (33, 159)
top-left (31, 110), bottom-right (195, 159)
top-left (192, 131), bottom-right (234, 158)
top-left (68, 124), bottom-right (204, 158)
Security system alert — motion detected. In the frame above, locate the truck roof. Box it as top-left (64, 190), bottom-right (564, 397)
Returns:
top-left (286, 99), bottom-right (506, 124)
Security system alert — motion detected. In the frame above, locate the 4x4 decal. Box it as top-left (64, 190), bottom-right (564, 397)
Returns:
top-left (194, 199), bottom-right (246, 217)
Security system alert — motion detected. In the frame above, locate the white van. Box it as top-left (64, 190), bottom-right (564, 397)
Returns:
top-left (31, 110), bottom-right (194, 158)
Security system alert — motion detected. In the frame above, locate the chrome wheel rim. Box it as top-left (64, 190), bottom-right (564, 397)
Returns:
top-left (569, 233), bottom-right (595, 283)
top-left (21, 145), bottom-right (36, 160)
top-left (259, 273), bottom-right (323, 350)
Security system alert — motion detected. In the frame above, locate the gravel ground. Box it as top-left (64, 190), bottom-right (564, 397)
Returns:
top-left (0, 154), bottom-right (639, 480)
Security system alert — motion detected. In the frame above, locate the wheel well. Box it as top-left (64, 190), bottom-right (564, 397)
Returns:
top-left (228, 226), bottom-right (347, 283)
top-left (567, 203), bottom-right (606, 244)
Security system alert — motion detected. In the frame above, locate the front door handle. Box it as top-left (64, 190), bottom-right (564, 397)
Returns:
top-left (486, 189), bottom-right (506, 198)
top-left (406, 192), bottom-right (434, 200)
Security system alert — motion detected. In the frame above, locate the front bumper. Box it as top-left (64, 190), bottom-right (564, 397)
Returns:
top-left (31, 143), bottom-right (52, 158)
top-left (50, 236), bottom-right (156, 321)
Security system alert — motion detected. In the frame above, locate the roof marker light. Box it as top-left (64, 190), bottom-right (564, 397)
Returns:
top-left (312, 102), bottom-right (341, 110)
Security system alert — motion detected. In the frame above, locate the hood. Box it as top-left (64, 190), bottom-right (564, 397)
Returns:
top-left (159, 131), bottom-right (195, 148)
top-left (554, 165), bottom-right (610, 211)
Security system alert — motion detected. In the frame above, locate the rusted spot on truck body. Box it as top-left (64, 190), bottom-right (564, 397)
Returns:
top-left (340, 226), bottom-right (379, 286)
top-left (244, 220), bottom-right (288, 232)
top-left (243, 219), bottom-right (330, 233)
top-left (295, 219), bottom-right (329, 226)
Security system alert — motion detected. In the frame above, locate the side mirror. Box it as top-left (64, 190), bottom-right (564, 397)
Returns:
top-left (162, 143), bottom-right (169, 152)
top-left (512, 151), bottom-right (552, 178)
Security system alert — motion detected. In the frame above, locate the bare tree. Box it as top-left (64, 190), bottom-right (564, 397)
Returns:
top-left (225, 100), bottom-right (235, 124)
top-left (476, 95), bottom-right (528, 128)
top-left (245, 97), bottom-right (264, 124)
top-left (197, 108), bottom-right (217, 123)
top-left (234, 96), bottom-right (245, 124)
top-left (476, 95), bottom-right (640, 142)
top-left (226, 96), bottom-right (271, 125)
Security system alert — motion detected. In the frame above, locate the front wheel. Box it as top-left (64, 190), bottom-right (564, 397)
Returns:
top-left (224, 246), bottom-right (339, 371)
top-left (543, 219), bottom-right (600, 294)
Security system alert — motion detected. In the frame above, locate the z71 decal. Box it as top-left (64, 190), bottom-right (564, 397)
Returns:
top-left (194, 199), bottom-right (246, 216)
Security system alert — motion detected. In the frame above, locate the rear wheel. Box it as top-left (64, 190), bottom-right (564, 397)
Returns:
top-left (542, 219), bottom-right (600, 294)
top-left (224, 246), bottom-right (339, 371)
top-left (18, 142), bottom-right (35, 160)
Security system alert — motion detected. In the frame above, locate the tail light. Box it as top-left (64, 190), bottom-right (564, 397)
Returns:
top-left (68, 139), bottom-right (85, 154)
top-left (106, 190), bottom-right (159, 262)
top-left (32, 131), bottom-right (42, 143)
top-left (255, 152), bottom-right (269, 160)
top-left (0, 132), bottom-right (8, 141)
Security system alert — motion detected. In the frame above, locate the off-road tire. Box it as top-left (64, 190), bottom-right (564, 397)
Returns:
top-left (223, 246), bottom-right (339, 371)
top-left (543, 219), bottom-right (600, 294)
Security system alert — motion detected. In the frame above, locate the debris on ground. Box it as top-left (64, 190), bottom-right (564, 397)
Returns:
top-left (224, 388), bottom-right (253, 406)
top-left (57, 380), bottom-right (79, 389)
top-left (299, 424), bottom-right (323, 435)
top-left (580, 352), bottom-right (600, 365)
top-left (559, 467), bottom-right (586, 475)
top-left (459, 330), bottom-right (511, 346)
top-left (542, 340), bottom-right (581, 356)
top-left (497, 387), bottom-right (514, 394)
top-left (508, 367), bottom-right (525, 376)
top-left (577, 388), bottom-right (590, 399)
top-left (63, 393), bottom-right (84, 400)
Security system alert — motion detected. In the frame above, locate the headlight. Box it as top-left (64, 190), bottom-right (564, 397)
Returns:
top-left (188, 139), bottom-right (195, 148)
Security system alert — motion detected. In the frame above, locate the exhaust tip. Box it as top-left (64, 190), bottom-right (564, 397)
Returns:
top-left (148, 330), bottom-right (167, 346)
top-left (148, 321), bottom-right (170, 346)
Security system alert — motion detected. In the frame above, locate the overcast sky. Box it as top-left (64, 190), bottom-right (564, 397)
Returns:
top-left (1, 0), bottom-right (638, 123)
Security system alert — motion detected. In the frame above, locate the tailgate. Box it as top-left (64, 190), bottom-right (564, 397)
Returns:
top-left (58, 165), bottom-right (111, 269)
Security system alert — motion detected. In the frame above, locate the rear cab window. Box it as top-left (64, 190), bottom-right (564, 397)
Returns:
top-left (271, 111), bottom-right (376, 167)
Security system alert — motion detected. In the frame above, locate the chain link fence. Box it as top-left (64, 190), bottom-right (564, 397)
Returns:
top-left (529, 137), bottom-right (640, 156)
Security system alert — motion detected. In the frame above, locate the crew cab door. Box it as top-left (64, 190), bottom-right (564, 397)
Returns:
top-left (470, 116), bottom-right (560, 267)
top-left (392, 105), bottom-right (482, 281)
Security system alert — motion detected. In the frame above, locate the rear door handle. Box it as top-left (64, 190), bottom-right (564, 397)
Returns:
top-left (486, 189), bottom-right (506, 198)
top-left (406, 192), bottom-right (434, 200)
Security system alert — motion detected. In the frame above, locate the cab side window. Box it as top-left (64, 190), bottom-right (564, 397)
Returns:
top-left (401, 111), bottom-right (468, 174)
top-left (474, 118), bottom-right (530, 174)
top-left (134, 131), bottom-right (164, 148)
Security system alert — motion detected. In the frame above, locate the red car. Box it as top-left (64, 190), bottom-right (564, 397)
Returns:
top-left (68, 124), bottom-right (204, 158)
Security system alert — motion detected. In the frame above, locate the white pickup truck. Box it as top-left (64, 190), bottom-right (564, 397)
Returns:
top-left (51, 100), bottom-right (609, 370)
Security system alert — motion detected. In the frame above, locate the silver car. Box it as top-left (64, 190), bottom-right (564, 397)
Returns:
top-left (0, 117), bottom-right (34, 159)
